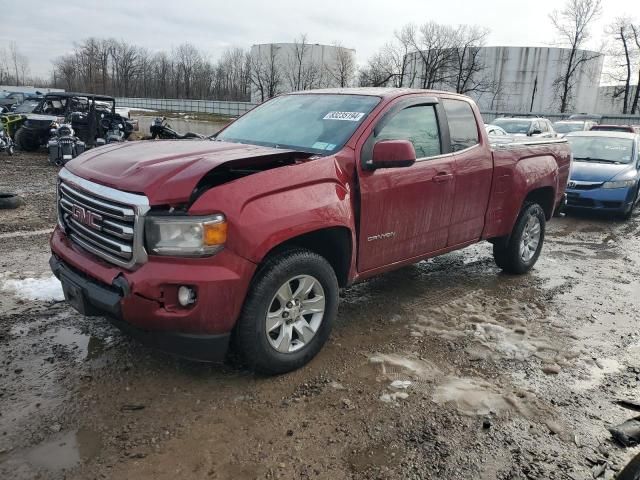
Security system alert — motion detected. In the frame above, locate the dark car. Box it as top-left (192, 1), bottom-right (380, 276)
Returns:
top-left (14, 92), bottom-right (133, 151)
top-left (565, 131), bottom-right (640, 218)
top-left (590, 124), bottom-right (640, 134)
top-left (12, 97), bottom-right (42, 114)
top-left (0, 91), bottom-right (29, 111)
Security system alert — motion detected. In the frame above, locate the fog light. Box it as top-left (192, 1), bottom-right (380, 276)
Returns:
top-left (178, 286), bottom-right (196, 306)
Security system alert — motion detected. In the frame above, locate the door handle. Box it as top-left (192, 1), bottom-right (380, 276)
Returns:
top-left (433, 172), bottom-right (454, 183)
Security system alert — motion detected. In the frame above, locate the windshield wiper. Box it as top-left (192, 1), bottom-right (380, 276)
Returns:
top-left (573, 157), bottom-right (618, 163)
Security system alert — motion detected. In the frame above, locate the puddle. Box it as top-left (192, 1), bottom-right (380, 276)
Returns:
top-left (52, 327), bottom-right (106, 361)
top-left (27, 429), bottom-right (101, 471)
top-left (349, 442), bottom-right (403, 473)
top-left (1, 429), bottom-right (101, 474)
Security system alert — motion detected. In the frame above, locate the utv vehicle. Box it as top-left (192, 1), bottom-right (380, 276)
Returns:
top-left (14, 92), bottom-right (134, 152)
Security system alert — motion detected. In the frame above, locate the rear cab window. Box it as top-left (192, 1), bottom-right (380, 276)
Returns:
top-left (442, 99), bottom-right (479, 152)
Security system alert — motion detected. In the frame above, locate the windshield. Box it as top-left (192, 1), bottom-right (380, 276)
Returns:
top-left (0, 92), bottom-right (11, 99)
top-left (216, 94), bottom-right (380, 154)
top-left (567, 136), bottom-right (635, 164)
top-left (14, 100), bottom-right (40, 113)
top-left (553, 122), bottom-right (584, 134)
top-left (492, 118), bottom-right (533, 134)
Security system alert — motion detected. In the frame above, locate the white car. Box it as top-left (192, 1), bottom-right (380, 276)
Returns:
top-left (485, 124), bottom-right (509, 136)
top-left (552, 120), bottom-right (597, 137)
top-left (491, 117), bottom-right (558, 138)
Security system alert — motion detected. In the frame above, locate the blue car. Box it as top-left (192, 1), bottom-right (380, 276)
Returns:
top-left (565, 131), bottom-right (640, 218)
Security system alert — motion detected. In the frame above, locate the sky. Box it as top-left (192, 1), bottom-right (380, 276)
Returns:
top-left (0, 0), bottom-right (634, 78)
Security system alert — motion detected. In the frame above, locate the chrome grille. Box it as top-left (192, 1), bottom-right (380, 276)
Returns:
top-left (57, 169), bottom-right (150, 269)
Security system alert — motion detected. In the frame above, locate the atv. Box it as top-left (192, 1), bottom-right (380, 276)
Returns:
top-left (0, 120), bottom-right (15, 156)
top-left (14, 93), bottom-right (134, 152)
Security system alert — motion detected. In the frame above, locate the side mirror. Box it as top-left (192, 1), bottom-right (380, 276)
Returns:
top-left (369, 140), bottom-right (416, 169)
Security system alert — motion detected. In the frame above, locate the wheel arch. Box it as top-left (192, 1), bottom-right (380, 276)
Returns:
top-left (524, 186), bottom-right (556, 220)
top-left (257, 226), bottom-right (353, 288)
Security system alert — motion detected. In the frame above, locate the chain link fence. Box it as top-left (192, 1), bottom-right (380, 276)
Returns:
top-left (115, 97), bottom-right (640, 124)
top-left (115, 97), bottom-right (258, 117)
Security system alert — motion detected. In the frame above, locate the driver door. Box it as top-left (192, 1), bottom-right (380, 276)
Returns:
top-left (357, 99), bottom-right (456, 272)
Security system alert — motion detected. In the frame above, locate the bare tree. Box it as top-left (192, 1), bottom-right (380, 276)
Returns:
top-left (358, 50), bottom-right (397, 87)
top-left (0, 47), bottom-right (10, 84)
top-left (174, 43), bottom-right (201, 98)
top-left (328, 43), bottom-right (355, 88)
top-left (630, 24), bottom-right (640, 114)
top-left (287, 34), bottom-right (309, 91)
top-left (250, 44), bottom-right (281, 102)
top-left (8, 42), bottom-right (29, 86)
top-left (412, 22), bottom-right (457, 89)
top-left (111, 41), bottom-right (140, 97)
top-left (604, 18), bottom-right (635, 113)
top-left (358, 25), bottom-right (418, 88)
top-left (549, 0), bottom-right (602, 113)
top-left (449, 25), bottom-right (491, 95)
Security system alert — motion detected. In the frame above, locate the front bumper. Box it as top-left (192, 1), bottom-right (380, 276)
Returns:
top-left (50, 227), bottom-right (257, 362)
top-left (565, 186), bottom-right (634, 212)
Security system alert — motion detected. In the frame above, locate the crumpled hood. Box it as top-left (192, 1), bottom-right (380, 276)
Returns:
top-left (569, 161), bottom-right (635, 183)
top-left (65, 140), bottom-right (297, 204)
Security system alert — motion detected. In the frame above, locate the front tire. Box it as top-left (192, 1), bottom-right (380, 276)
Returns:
top-left (235, 248), bottom-right (339, 375)
top-left (15, 127), bottom-right (40, 152)
top-left (622, 187), bottom-right (639, 220)
top-left (493, 203), bottom-right (546, 274)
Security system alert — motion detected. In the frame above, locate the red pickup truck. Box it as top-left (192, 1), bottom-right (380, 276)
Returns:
top-left (50, 88), bottom-right (571, 374)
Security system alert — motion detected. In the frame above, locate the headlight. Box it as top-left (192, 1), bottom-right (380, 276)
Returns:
top-left (145, 214), bottom-right (227, 257)
top-left (602, 179), bottom-right (636, 189)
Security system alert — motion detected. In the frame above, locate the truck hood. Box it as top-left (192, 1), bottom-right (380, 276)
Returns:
top-left (569, 161), bottom-right (634, 183)
top-left (65, 140), bottom-right (298, 205)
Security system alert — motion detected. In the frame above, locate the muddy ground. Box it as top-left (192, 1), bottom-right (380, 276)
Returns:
top-left (1, 150), bottom-right (640, 479)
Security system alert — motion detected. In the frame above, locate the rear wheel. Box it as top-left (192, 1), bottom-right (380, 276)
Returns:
top-left (493, 203), bottom-right (546, 274)
top-left (15, 127), bottom-right (40, 152)
top-left (235, 248), bottom-right (339, 375)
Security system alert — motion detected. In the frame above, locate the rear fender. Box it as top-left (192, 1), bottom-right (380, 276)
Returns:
top-left (484, 154), bottom-right (558, 239)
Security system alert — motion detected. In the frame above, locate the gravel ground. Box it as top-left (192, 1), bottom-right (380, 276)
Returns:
top-left (1, 150), bottom-right (640, 479)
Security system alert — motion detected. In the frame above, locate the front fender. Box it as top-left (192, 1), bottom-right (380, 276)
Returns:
top-left (188, 157), bottom-right (357, 265)
top-left (234, 181), bottom-right (355, 263)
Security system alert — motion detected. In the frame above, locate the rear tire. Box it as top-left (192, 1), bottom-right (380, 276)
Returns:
top-left (493, 203), bottom-right (546, 274)
top-left (235, 248), bottom-right (339, 375)
top-left (0, 192), bottom-right (24, 209)
top-left (15, 127), bottom-right (40, 152)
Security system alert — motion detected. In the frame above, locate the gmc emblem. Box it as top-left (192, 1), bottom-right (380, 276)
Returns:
top-left (71, 204), bottom-right (102, 230)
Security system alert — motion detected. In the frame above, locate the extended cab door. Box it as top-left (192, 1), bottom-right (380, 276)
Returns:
top-left (441, 98), bottom-right (494, 246)
top-left (356, 98), bottom-right (456, 272)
